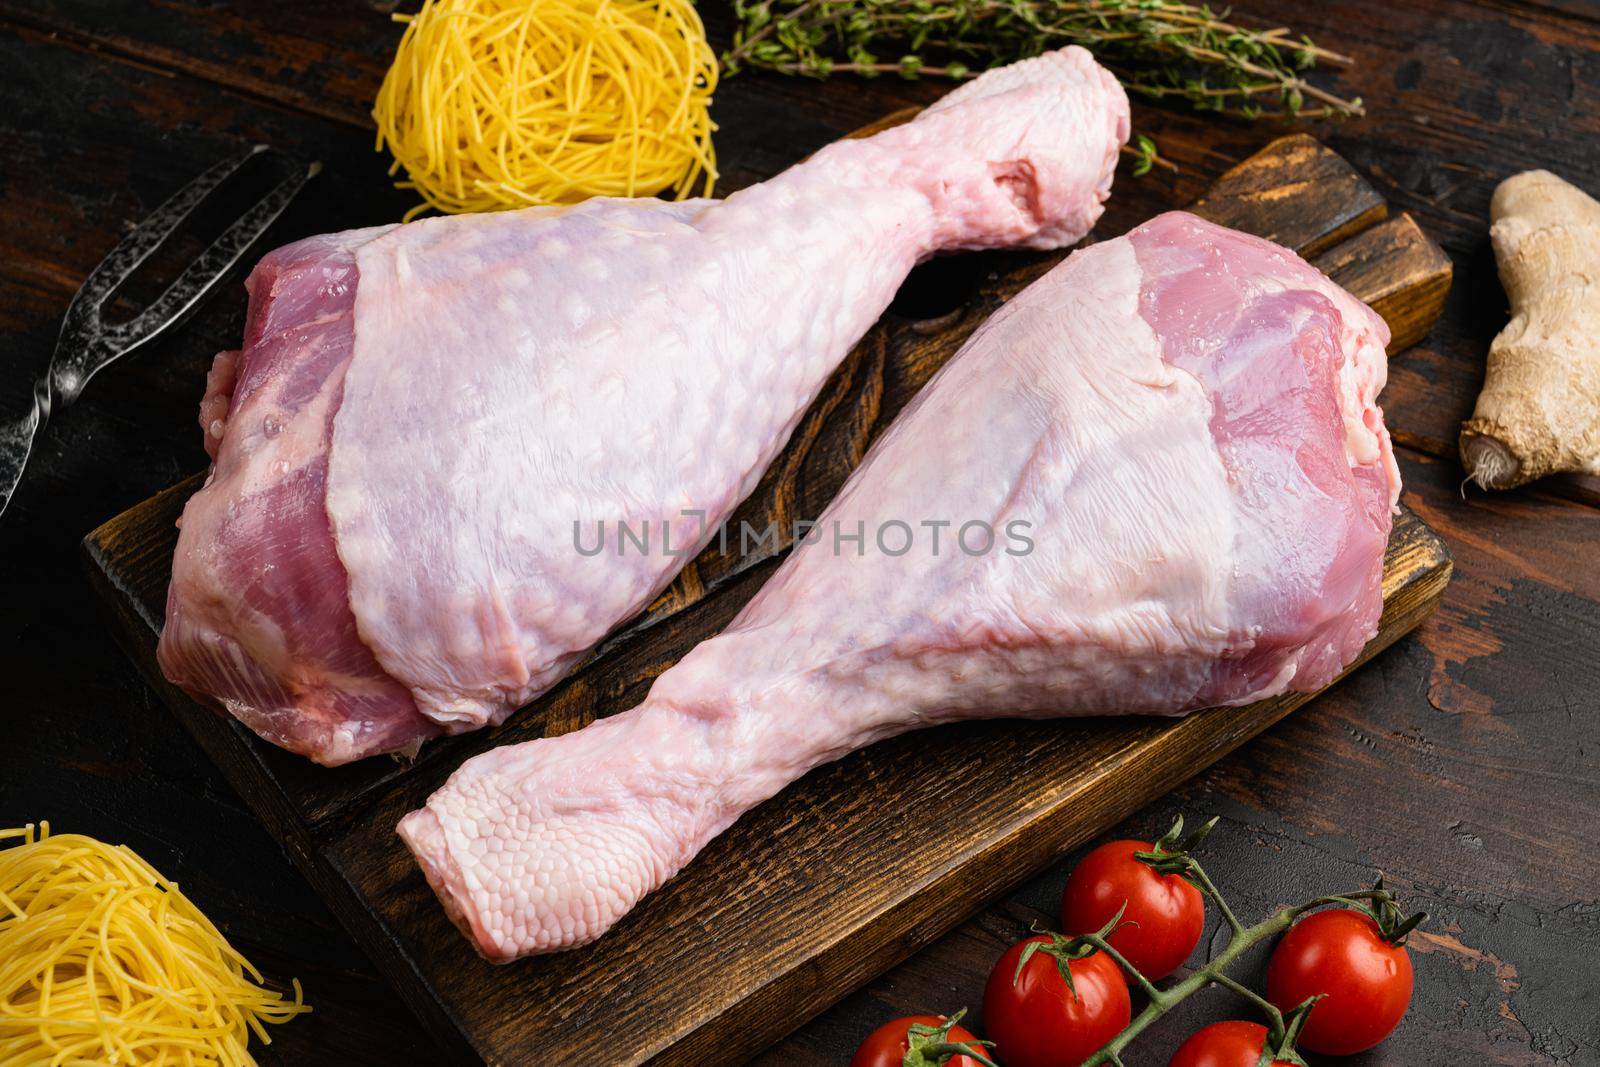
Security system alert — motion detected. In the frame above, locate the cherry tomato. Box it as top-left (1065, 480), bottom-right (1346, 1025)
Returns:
top-left (1061, 838), bottom-right (1205, 980)
top-left (983, 935), bottom-right (1131, 1067)
top-left (1267, 908), bottom-right (1413, 1055)
top-left (1168, 1021), bottom-right (1295, 1067)
top-left (850, 1014), bottom-right (989, 1067)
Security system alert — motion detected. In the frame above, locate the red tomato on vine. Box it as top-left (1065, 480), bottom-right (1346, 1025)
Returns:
top-left (1061, 838), bottom-right (1205, 980)
top-left (1168, 1020), bottom-right (1297, 1067)
top-left (1267, 907), bottom-right (1415, 1055)
top-left (850, 1011), bottom-right (994, 1067)
top-left (982, 934), bottom-right (1130, 1067)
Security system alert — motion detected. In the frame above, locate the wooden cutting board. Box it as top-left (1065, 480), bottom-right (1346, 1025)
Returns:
top-left (83, 127), bottom-right (1452, 1066)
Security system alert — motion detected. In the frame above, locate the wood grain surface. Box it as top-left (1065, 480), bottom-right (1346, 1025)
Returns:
top-left (2, 2), bottom-right (1596, 1064)
top-left (83, 132), bottom-right (1450, 1065)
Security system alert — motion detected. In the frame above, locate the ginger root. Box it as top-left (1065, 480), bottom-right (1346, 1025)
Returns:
top-left (1460, 170), bottom-right (1600, 489)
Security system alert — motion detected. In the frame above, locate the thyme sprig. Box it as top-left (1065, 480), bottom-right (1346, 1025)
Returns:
top-left (725, 0), bottom-right (1363, 151)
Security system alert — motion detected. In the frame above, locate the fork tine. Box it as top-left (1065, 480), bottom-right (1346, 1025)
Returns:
top-left (98, 162), bottom-right (321, 360)
top-left (49, 152), bottom-right (319, 404)
top-left (60, 144), bottom-right (268, 329)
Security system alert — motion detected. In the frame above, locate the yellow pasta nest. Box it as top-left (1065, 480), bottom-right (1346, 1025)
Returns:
top-left (0, 823), bottom-right (309, 1067)
top-left (373, 0), bottom-right (719, 220)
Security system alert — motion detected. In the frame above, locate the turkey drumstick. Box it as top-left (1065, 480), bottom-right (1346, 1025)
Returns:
top-left (400, 212), bottom-right (1400, 961)
top-left (157, 48), bottom-right (1129, 765)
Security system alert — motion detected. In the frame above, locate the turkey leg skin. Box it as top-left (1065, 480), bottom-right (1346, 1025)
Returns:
top-left (399, 212), bottom-right (1399, 961)
top-left (157, 47), bottom-right (1129, 765)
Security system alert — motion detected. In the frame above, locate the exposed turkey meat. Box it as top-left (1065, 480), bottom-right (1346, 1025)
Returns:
top-left (156, 48), bottom-right (1130, 764)
top-left (398, 212), bottom-right (1400, 961)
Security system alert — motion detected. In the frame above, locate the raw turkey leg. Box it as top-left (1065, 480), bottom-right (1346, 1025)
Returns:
top-left (157, 48), bottom-right (1129, 765)
top-left (399, 212), bottom-right (1400, 961)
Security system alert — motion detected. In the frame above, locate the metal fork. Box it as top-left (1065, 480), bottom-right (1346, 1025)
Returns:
top-left (0, 145), bottom-right (319, 518)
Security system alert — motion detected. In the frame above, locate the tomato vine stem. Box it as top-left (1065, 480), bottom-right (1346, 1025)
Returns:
top-left (1074, 897), bottom-right (1305, 1064)
top-left (1177, 858), bottom-right (1242, 935)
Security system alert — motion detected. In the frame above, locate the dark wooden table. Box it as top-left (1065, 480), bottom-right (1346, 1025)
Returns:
top-left (1, 2), bottom-right (1596, 1064)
